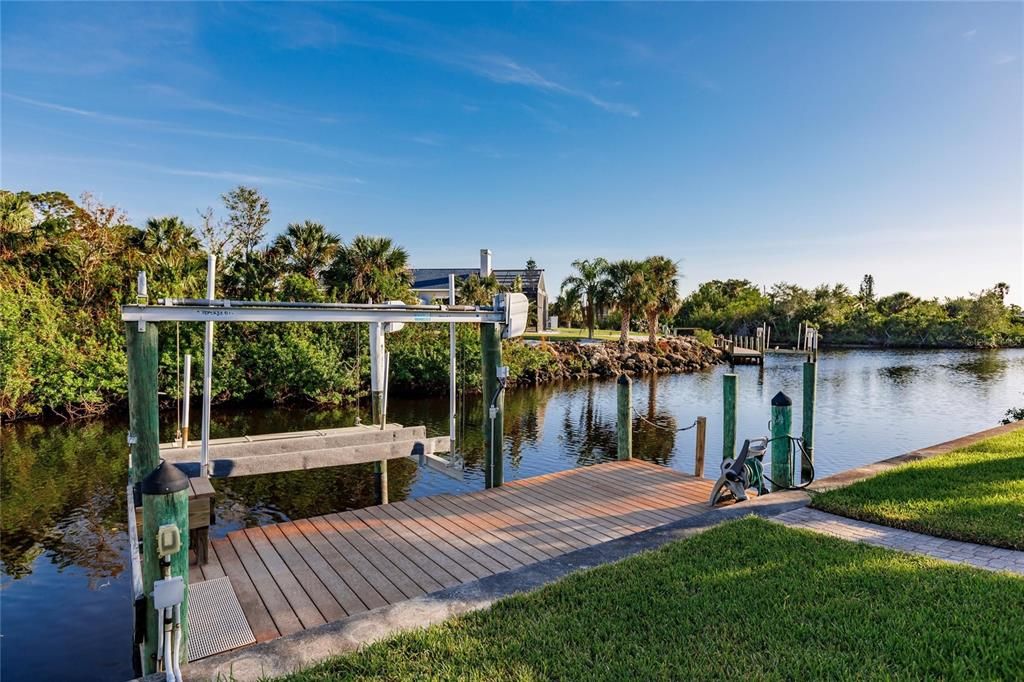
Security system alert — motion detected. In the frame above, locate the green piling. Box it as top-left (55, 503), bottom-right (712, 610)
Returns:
top-left (802, 360), bottom-right (817, 483)
top-left (770, 391), bottom-right (793, 491)
top-left (481, 322), bottom-right (504, 488)
top-left (141, 461), bottom-right (190, 675)
top-left (126, 322), bottom-right (160, 484)
top-left (722, 373), bottom-right (737, 461)
top-left (616, 374), bottom-right (632, 460)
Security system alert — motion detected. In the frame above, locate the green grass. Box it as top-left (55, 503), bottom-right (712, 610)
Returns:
top-left (522, 327), bottom-right (623, 342)
top-left (812, 428), bottom-right (1024, 550)
top-left (272, 518), bottom-right (1024, 681)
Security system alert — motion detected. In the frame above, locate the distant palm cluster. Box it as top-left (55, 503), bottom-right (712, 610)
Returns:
top-left (555, 257), bottom-right (681, 346)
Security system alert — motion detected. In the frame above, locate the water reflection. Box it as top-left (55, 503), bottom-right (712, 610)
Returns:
top-left (5, 348), bottom-right (1024, 680)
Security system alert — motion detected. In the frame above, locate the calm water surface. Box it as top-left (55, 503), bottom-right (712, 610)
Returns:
top-left (4, 348), bottom-right (1024, 680)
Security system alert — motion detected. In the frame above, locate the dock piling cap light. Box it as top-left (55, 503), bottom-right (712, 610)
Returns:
top-left (771, 391), bottom-right (793, 407)
top-left (141, 459), bottom-right (190, 495)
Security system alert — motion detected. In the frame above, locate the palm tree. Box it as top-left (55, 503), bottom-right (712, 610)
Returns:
top-left (552, 288), bottom-right (583, 328)
top-left (272, 221), bottom-right (341, 281)
top-left (326, 235), bottom-right (412, 303)
top-left (141, 216), bottom-right (204, 297)
top-left (603, 259), bottom-right (651, 347)
top-left (560, 258), bottom-right (609, 339)
top-left (456, 273), bottom-right (500, 306)
top-left (641, 256), bottom-right (680, 343)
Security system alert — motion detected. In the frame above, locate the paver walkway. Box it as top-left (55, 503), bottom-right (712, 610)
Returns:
top-left (774, 507), bottom-right (1024, 576)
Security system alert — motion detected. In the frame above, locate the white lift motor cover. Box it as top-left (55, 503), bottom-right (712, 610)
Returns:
top-left (499, 293), bottom-right (529, 339)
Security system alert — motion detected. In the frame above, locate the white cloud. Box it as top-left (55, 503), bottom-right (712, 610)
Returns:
top-left (993, 54), bottom-right (1018, 66)
top-left (963, 29), bottom-right (978, 40)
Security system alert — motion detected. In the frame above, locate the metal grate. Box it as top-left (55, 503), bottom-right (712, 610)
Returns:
top-left (187, 576), bottom-right (256, 661)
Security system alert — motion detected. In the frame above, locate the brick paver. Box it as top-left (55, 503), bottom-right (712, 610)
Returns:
top-left (772, 508), bottom-right (1024, 576)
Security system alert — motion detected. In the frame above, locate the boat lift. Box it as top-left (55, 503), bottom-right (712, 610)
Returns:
top-left (125, 275), bottom-right (528, 484)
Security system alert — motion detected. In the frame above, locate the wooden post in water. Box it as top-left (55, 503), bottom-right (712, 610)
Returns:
top-left (126, 322), bottom-right (160, 484)
top-left (802, 360), bottom-right (817, 483)
top-left (722, 373), bottom-right (737, 461)
top-left (481, 322), bottom-right (504, 487)
top-left (694, 416), bottom-right (707, 476)
top-left (141, 461), bottom-right (190, 675)
top-left (616, 374), bottom-right (632, 460)
top-left (770, 391), bottom-right (793, 491)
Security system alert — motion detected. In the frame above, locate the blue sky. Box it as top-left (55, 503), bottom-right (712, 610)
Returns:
top-left (2, 2), bottom-right (1021, 302)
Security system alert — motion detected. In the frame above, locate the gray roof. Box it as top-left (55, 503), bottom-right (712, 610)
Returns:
top-left (409, 268), bottom-right (545, 295)
top-left (409, 268), bottom-right (477, 290)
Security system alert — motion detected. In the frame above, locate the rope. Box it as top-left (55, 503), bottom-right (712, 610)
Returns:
top-left (631, 407), bottom-right (698, 433)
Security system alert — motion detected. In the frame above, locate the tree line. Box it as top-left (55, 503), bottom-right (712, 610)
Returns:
top-left (553, 263), bottom-right (1024, 350)
top-left (0, 188), bottom-right (546, 420)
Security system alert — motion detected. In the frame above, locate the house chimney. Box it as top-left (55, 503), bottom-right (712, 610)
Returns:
top-left (480, 248), bottom-right (492, 277)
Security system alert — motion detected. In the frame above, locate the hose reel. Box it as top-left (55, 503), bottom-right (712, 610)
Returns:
top-left (709, 438), bottom-right (768, 505)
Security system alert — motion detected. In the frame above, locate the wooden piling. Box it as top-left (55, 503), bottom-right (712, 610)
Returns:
top-left (141, 461), bottom-right (190, 675)
top-left (722, 373), bottom-right (737, 461)
top-left (694, 416), bottom-right (707, 476)
top-left (616, 374), bottom-right (632, 460)
top-left (802, 360), bottom-right (817, 483)
top-left (481, 322), bottom-right (504, 487)
top-left (770, 391), bottom-right (793, 491)
top-left (126, 322), bottom-right (160, 485)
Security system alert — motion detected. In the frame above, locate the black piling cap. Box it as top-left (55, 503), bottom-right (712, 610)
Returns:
top-left (617, 374), bottom-right (631, 385)
top-left (141, 459), bottom-right (190, 495)
top-left (771, 391), bottom-right (792, 407)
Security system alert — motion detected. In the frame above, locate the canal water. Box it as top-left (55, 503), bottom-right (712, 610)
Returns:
top-left (3, 348), bottom-right (1024, 680)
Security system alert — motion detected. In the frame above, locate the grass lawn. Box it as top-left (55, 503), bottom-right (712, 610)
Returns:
top-left (812, 428), bottom-right (1024, 550)
top-left (273, 518), bottom-right (1024, 682)
top-left (522, 327), bottom-right (623, 342)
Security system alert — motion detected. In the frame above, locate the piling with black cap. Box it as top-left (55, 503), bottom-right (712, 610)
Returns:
top-left (141, 460), bottom-right (190, 673)
top-left (770, 391), bottom-right (793, 491)
top-left (616, 374), bottom-right (633, 460)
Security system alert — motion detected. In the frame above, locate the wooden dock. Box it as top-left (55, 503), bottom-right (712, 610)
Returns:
top-left (188, 460), bottom-right (717, 648)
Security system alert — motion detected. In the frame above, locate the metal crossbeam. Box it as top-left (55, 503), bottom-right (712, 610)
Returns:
top-left (121, 302), bottom-right (505, 325)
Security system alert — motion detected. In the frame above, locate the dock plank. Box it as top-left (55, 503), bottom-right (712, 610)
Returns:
top-left (198, 459), bottom-right (725, 660)
top-left (211, 538), bottom-right (281, 642)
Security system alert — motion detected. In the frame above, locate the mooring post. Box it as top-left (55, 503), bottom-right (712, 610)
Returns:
top-left (616, 374), bottom-right (632, 460)
top-left (141, 460), bottom-right (190, 675)
top-left (770, 391), bottom-right (793, 491)
top-left (722, 373), bottom-right (737, 461)
top-left (126, 322), bottom-right (160, 485)
top-left (694, 416), bottom-right (707, 476)
top-left (481, 322), bottom-right (504, 488)
top-left (802, 360), bottom-right (817, 483)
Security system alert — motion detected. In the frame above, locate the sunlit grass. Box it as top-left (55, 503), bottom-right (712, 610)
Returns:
top-left (271, 518), bottom-right (1024, 681)
top-left (813, 428), bottom-right (1024, 549)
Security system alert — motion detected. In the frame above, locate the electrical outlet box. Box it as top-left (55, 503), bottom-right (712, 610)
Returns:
top-left (157, 524), bottom-right (181, 557)
top-left (152, 576), bottom-right (184, 610)
top-left (496, 366), bottom-right (510, 380)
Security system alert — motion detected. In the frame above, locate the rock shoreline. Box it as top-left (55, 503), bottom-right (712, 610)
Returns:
top-left (514, 337), bottom-right (723, 384)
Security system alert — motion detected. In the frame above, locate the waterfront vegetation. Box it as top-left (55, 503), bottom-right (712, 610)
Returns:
top-left (812, 428), bottom-right (1024, 550)
top-left (274, 517), bottom-right (1024, 681)
top-left (5, 187), bottom-right (1024, 421)
top-left (670, 276), bottom-right (1024, 349)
